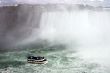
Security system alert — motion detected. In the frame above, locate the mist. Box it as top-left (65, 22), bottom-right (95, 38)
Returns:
top-left (39, 6), bottom-right (110, 67)
top-left (0, 4), bottom-right (110, 72)
top-left (0, 5), bottom-right (42, 49)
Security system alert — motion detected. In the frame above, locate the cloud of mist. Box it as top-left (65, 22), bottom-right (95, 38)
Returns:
top-left (39, 9), bottom-right (110, 47)
top-left (0, 4), bottom-right (110, 69)
top-left (38, 8), bottom-right (110, 67)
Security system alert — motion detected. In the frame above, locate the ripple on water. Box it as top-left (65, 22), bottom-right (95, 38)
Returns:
top-left (0, 48), bottom-right (108, 73)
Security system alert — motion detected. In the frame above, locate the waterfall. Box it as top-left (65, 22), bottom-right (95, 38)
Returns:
top-left (39, 5), bottom-right (110, 66)
top-left (0, 4), bottom-right (110, 73)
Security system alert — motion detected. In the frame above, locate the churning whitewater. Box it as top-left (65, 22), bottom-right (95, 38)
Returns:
top-left (0, 4), bottom-right (110, 73)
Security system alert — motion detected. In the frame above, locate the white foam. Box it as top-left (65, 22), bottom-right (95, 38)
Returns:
top-left (39, 9), bottom-right (110, 69)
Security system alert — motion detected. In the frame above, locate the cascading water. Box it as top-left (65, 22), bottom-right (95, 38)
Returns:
top-left (0, 1), bottom-right (110, 73)
top-left (39, 6), bottom-right (110, 72)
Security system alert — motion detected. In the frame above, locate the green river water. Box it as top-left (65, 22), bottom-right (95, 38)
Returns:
top-left (0, 44), bottom-right (108, 73)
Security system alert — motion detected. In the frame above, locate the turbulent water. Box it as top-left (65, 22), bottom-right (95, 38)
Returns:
top-left (0, 5), bottom-right (110, 73)
top-left (0, 44), bottom-right (108, 73)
